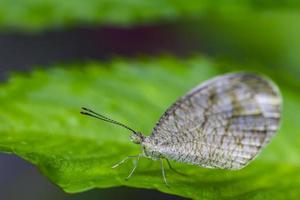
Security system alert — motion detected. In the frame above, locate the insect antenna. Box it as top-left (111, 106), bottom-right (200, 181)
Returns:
top-left (80, 107), bottom-right (137, 134)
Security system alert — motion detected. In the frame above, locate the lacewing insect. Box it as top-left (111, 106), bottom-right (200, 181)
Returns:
top-left (81, 73), bottom-right (282, 185)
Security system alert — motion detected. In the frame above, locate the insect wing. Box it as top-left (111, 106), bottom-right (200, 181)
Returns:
top-left (149, 73), bottom-right (282, 169)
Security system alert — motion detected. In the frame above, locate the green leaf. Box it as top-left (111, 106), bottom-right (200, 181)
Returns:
top-left (1, 0), bottom-right (300, 31)
top-left (0, 57), bottom-right (300, 199)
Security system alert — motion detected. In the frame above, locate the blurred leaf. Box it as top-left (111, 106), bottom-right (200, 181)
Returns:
top-left (177, 12), bottom-right (300, 91)
top-left (1, 0), bottom-right (300, 31)
top-left (0, 56), bottom-right (300, 199)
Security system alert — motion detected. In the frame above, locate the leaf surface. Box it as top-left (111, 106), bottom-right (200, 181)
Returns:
top-left (0, 57), bottom-right (299, 199)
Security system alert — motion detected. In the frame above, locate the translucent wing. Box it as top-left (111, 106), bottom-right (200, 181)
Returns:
top-left (145, 73), bottom-right (282, 169)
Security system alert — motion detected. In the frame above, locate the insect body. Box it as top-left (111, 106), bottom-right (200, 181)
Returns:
top-left (81, 73), bottom-right (282, 185)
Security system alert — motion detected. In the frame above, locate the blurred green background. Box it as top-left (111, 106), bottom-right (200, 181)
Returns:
top-left (0, 1), bottom-right (300, 200)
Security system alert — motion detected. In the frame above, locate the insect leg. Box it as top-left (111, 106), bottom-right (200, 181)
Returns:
top-left (125, 155), bottom-right (140, 180)
top-left (111, 155), bottom-right (139, 169)
top-left (160, 158), bottom-right (169, 187)
top-left (165, 158), bottom-right (186, 176)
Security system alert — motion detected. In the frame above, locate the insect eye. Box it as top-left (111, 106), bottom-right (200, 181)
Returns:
top-left (130, 134), bottom-right (141, 144)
